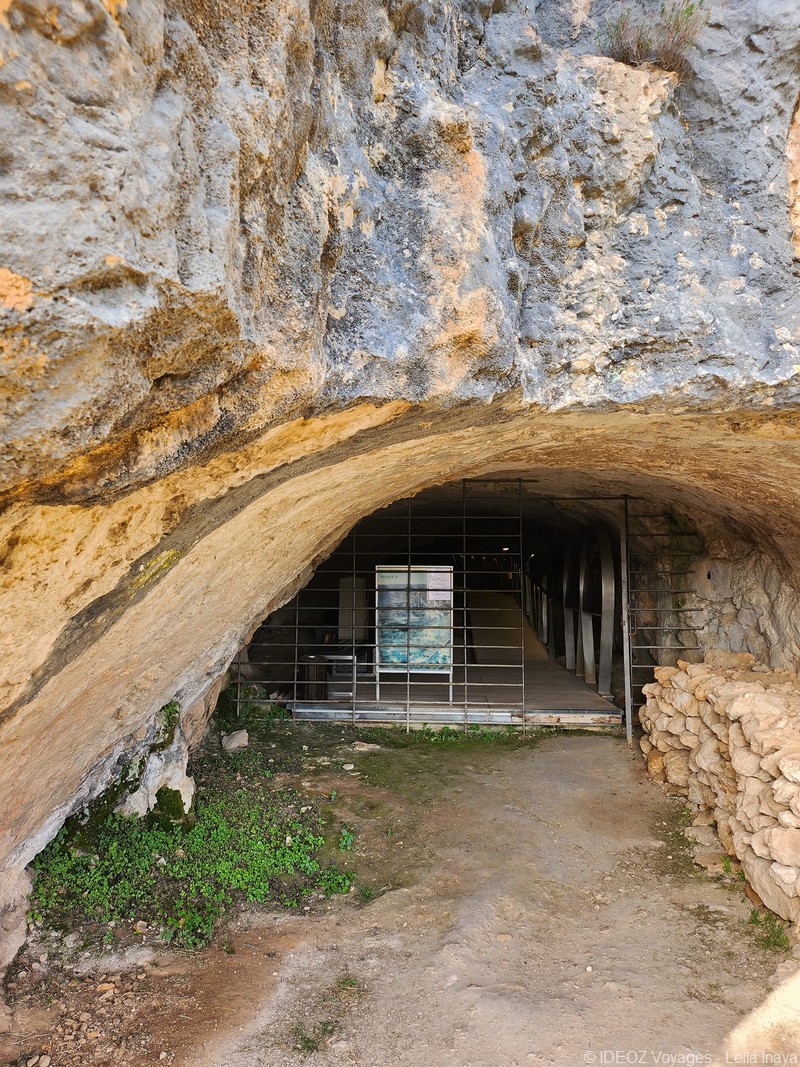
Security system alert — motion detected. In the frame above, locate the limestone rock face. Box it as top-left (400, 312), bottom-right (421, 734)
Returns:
top-left (113, 718), bottom-right (195, 819)
top-left (1, 0), bottom-right (800, 916)
top-left (2, 0), bottom-right (799, 499)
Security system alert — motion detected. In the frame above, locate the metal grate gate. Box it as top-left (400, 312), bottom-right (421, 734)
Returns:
top-left (233, 488), bottom-right (709, 737)
top-left (624, 501), bottom-right (705, 709)
top-left (239, 481), bottom-right (527, 728)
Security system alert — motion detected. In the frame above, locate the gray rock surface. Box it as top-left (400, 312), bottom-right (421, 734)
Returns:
top-left (221, 729), bottom-right (249, 753)
top-left (115, 722), bottom-right (195, 817)
top-left (1, 0), bottom-right (798, 499)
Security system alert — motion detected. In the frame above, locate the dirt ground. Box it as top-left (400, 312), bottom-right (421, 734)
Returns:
top-left (3, 731), bottom-right (798, 1067)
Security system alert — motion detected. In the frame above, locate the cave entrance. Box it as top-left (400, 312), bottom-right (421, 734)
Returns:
top-left (237, 480), bottom-right (706, 738)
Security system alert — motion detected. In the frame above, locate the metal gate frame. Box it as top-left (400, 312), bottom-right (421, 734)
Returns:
top-left (235, 490), bottom-right (708, 744)
top-left (242, 480), bottom-right (528, 730)
top-left (624, 499), bottom-right (705, 726)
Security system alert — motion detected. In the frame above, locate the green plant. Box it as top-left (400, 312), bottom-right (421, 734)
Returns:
top-left (599, 8), bottom-right (653, 66)
top-left (317, 865), bottom-right (354, 896)
top-left (654, 0), bottom-right (709, 79)
top-left (357, 885), bottom-right (376, 903)
top-left (338, 826), bottom-right (355, 852)
top-left (159, 700), bottom-right (181, 735)
top-left (224, 748), bottom-right (273, 778)
top-left (336, 974), bottom-right (360, 991)
top-left (293, 1020), bottom-right (337, 1053)
top-left (748, 908), bottom-right (791, 952)
top-left (722, 856), bottom-right (732, 876)
top-left (30, 783), bottom-right (329, 949)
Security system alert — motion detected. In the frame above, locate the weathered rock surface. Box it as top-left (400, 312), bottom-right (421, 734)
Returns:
top-left (1, 0), bottom-right (800, 929)
top-left (221, 729), bottom-right (248, 753)
top-left (115, 722), bottom-right (195, 818)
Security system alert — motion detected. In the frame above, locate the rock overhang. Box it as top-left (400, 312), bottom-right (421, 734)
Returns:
top-left (1, 0), bottom-right (800, 919)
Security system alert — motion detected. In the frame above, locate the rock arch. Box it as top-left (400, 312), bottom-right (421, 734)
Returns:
top-left (3, 0), bottom-right (800, 970)
top-left (4, 401), bottom-right (800, 911)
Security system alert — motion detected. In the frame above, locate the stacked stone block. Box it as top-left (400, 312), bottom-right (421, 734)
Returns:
top-left (640, 651), bottom-right (800, 928)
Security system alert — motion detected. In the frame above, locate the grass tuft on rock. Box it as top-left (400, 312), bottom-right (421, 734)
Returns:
top-left (599, 0), bottom-right (708, 80)
top-left (748, 907), bottom-right (792, 952)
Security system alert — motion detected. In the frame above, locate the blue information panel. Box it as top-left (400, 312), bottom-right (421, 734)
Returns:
top-left (375, 566), bottom-right (453, 670)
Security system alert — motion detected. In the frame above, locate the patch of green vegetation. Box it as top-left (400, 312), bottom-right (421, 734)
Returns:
top-left (65, 757), bottom-right (147, 852)
top-left (748, 908), bottom-right (791, 952)
top-left (214, 685), bottom-right (289, 736)
top-left (160, 699), bottom-right (180, 733)
top-left (293, 1019), bottom-right (337, 1053)
top-left (338, 723), bottom-right (558, 754)
top-left (153, 699), bottom-right (182, 749)
top-left (336, 974), bottom-right (360, 991)
top-left (357, 885), bottom-right (376, 903)
top-left (30, 763), bottom-right (351, 949)
top-left (219, 747), bottom-right (275, 780)
top-left (317, 865), bottom-right (354, 896)
top-left (598, 0), bottom-right (708, 80)
top-left (152, 786), bottom-right (190, 827)
top-left (338, 826), bottom-right (355, 852)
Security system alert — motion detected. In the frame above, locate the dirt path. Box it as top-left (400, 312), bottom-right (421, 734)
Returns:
top-left (5, 732), bottom-right (794, 1067)
top-left (190, 735), bottom-right (786, 1067)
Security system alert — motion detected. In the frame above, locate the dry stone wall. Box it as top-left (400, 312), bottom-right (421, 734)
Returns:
top-left (640, 652), bottom-right (800, 929)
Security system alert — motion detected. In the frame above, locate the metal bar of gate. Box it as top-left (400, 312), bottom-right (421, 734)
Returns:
top-left (578, 536), bottom-right (596, 686)
top-left (563, 548), bottom-right (576, 672)
top-left (620, 498), bottom-right (634, 747)
top-left (519, 479), bottom-right (526, 728)
top-left (406, 497), bottom-right (411, 733)
top-left (351, 521), bottom-right (357, 726)
top-left (293, 585), bottom-right (300, 716)
top-left (598, 527), bottom-right (615, 699)
top-left (463, 480), bottom-right (468, 730)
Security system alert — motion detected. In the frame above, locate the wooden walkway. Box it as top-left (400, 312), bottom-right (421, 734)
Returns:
top-left (467, 591), bottom-right (617, 715)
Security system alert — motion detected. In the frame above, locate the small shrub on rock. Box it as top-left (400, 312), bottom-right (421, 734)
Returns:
top-left (599, 0), bottom-right (708, 80)
top-left (653, 0), bottom-right (709, 80)
top-left (599, 9), bottom-right (653, 66)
